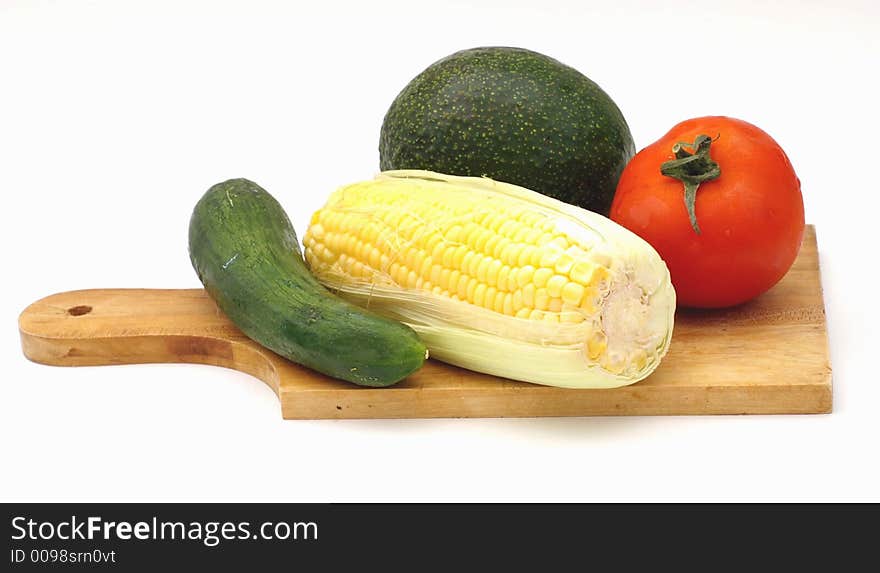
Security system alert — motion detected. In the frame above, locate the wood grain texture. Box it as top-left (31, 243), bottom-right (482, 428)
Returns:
top-left (19, 226), bottom-right (831, 419)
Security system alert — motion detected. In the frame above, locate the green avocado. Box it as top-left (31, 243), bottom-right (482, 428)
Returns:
top-left (379, 47), bottom-right (635, 215)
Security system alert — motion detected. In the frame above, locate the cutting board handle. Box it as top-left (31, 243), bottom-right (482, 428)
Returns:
top-left (18, 288), bottom-right (286, 396)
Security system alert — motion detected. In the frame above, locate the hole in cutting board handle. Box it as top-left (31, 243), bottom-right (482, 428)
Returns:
top-left (67, 305), bottom-right (92, 316)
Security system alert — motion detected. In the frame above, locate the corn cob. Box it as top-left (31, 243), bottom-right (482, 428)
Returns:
top-left (303, 170), bottom-right (675, 388)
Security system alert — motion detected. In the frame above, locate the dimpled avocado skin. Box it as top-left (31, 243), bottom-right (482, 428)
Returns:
top-left (379, 47), bottom-right (636, 216)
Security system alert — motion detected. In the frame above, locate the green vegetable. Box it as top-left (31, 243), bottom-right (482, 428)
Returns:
top-left (188, 178), bottom-right (428, 387)
top-left (379, 46), bottom-right (636, 216)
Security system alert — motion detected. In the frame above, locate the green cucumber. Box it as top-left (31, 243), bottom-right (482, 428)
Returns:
top-left (188, 178), bottom-right (427, 387)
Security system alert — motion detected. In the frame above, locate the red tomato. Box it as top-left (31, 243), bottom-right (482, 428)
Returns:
top-left (610, 117), bottom-right (804, 308)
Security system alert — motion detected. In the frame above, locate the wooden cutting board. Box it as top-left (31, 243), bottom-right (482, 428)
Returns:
top-left (19, 225), bottom-right (831, 419)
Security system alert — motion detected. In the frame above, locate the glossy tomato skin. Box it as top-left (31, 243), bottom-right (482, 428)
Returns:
top-left (610, 117), bottom-right (804, 308)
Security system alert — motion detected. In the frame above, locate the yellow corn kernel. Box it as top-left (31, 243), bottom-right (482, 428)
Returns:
top-left (518, 245), bottom-right (538, 267)
top-left (535, 288), bottom-right (550, 310)
top-left (497, 220), bottom-right (517, 237)
top-left (453, 273), bottom-right (467, 298)
top-left (484, 234), bottom-right (502, 257)
top-left (491, 213), bottom-right (509, 232)
top-left (566, 244), bottom-right (587, 258)
top-left (401, 246), bottom-right (415, 269)
top-left (368, 223), bottom-right (385, 244)
top-left (474, 229), bottom-right (490, 252)
top-left (462, 223), bottom-right (480, 247)
top-left (476, 256), bottom-right (491, 281)
top-left (524, 228), bottom-right (543, 245)
top-left (308, 222), bottom-right (325, 240)
top-left (358, 241), bottom-right (372, 262)
top-left (511, 226), bottom-right (530, 243)
top-left (539, 250), bottom-right (561, 268)
top-left (431, 240), bottom-right (446, 262)
top-left (549, 236), bottom-right (569, 250)
top-left (441, 245), bottom-right (455, 268)
top-left (430, 264), bottom-right (443, 286)
top-left (440, 268), bottom-right (451, 290)
top-left (446, 225), bottom-right (463, 242)
top-left (348, 235), bottom-right (360, 255)
top-left (499, 242), bottom-right (518, 266)
top-left (516, 265), bottom-right (535, 288)
top-left (507, 268), bottom-right (518, 290)
top-left (502, 293), bottom-right (514, 316)
top-left (554, 253), bottom-right (574, 274)
top-left (560, 310), bottom-right (584, 323)
top-left (320, 246), bottom-right (336, 263)
top-left (452, 245), bottom-right (467, 267)
top-left (305, 249), bottom-right (317, 267)
top-left (473, 283), bottom-right (487, 307)
top-left (448, 270), bottom-right (461, 293)
top-left (587, 331), bottom-right (608, 360)
top-left (533, 267), bottom-right (553, 288)
top-left (465, 277), bottom-right (477, 301)
top-left (397, 218), bottom-right (418, 240)
top-left (497, 265), bottom-right (511, 292)
top-left (493, 237), bottom-right (511, 260)
top-left (515, 308), bottom-right (531, 319)
top-left (462, 251), bottom-right (475, 275)
top-left (468, 253), bottom-right (483, 278)
top-left (419, 255), bottom-right (433, 279)
top-left (424, 233), bottom-right (442, 254)
top-left (484, 286), bottom-right (498, 310)
top-left (546, 274), bottom-right (568, 298)
top-left (512, 290), bottom-right (524, 312)
top-left (522, 283), bottom-right (536, 308)
top-left (561, 282), bottom-right (585, 307)
top-left (397, 265), bottom-right (411, 284)
top-left (487, 259), bottom-right (502, 286)
top-left (493, 290), bottom-right (506, 314)
top-left (580, 296), bottom-right (598, 316)
top-left (570, 261), bottom-right (596, 286)
top-left (369, 247), bottom-right (382, 269)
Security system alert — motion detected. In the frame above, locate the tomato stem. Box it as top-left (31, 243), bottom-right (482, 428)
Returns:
top-left (660, 134), bottom-right (721, 234)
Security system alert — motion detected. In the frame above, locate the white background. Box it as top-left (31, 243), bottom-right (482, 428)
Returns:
top-left (2, 0), bottom-right (877, 502)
